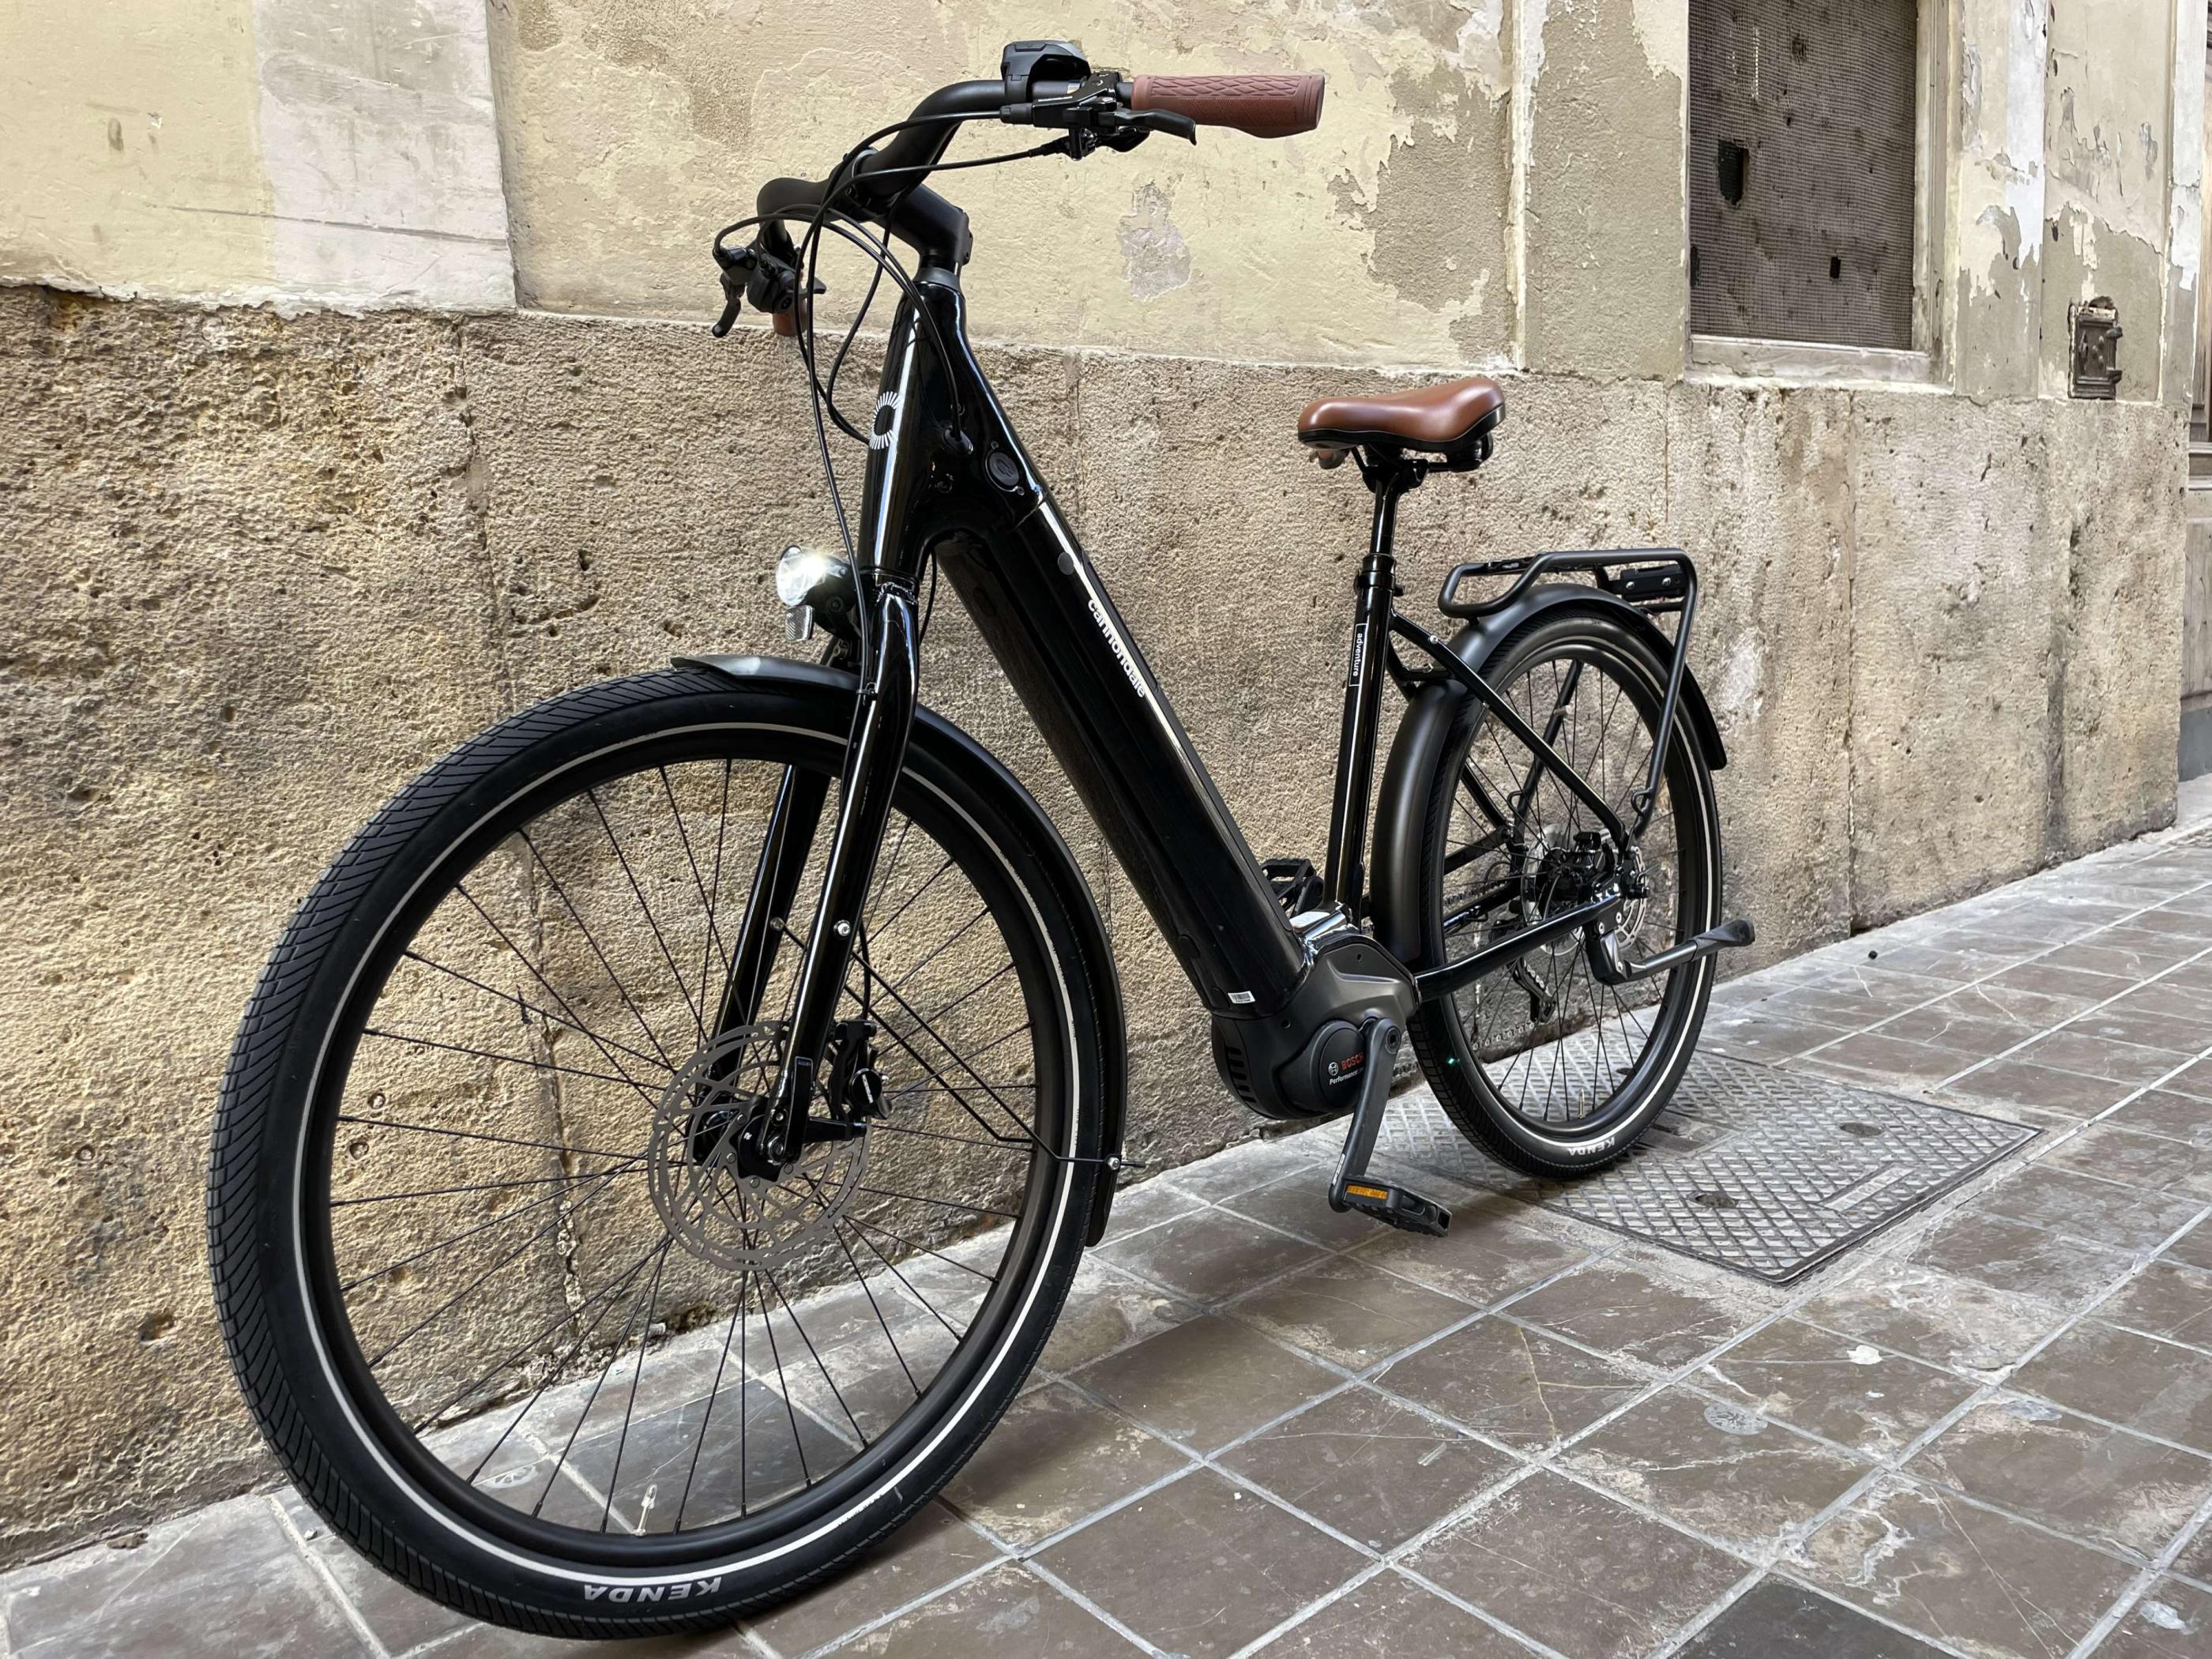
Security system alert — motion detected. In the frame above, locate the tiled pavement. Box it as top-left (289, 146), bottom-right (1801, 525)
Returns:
top-left (13, 809), bottom-right (2212, 1659)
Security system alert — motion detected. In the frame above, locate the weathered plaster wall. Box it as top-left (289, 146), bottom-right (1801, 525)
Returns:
top-left (0, 0), bottom-right (512, 311)
top-left (487, 0), bottom-right (1527, 366)
top-left (0, 288), bottom-right (2184, 1557)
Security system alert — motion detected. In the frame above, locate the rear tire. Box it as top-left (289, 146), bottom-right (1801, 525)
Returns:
top-left (208, 668), bottom-right (1108, 1636)
top-left (1406, 607), bottom-right (1721, 1177)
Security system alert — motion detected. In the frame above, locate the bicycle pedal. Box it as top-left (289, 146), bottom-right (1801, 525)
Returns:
top-left (1332, 1176), bottom-right (1451, 1236)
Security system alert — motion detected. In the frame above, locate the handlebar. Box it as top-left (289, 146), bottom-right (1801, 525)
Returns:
top-left (720, 45), bottom-right (1328, 329)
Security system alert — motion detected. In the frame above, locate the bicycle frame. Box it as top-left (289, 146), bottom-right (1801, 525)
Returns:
top-left (745, 265), bottom-right (1681, 1152)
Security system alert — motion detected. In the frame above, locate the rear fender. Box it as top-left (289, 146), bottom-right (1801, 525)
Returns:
top-left (1367, 589), bottom-right (1726, 971)
top-left (677, 654), bottom-right (1129, 1243)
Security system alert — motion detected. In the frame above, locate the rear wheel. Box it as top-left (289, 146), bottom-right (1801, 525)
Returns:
top-left (208, 669), bottom-right (1106, 1635)
top-left (1409, 608), bottom-right (1721, 1176)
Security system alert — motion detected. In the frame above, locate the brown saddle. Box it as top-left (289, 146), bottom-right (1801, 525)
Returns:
top-left (1297, 375), bottom-right (1505, 465)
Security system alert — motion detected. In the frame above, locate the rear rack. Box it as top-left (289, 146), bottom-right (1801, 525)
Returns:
top-left (1439, 547), bottom-right (1692, 619)
top-left (1433, 548), bottom-right (1699, 833)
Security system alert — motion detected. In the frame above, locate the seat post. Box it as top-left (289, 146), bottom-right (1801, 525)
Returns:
top-left (1323, 449), bottom-right (1416, 913)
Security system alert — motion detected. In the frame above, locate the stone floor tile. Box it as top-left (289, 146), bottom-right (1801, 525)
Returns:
top-left (2109, 977), bottom-right (2212, 1019)
top-left (826, 1562), bottom-right (1142, 1657)
top-left (1094, 1207), bottom-right (1326, 1303)
top-left (1348, 1204), bottom-right (1591, 1306)
top-left (1933, 978), bottom-right (2105, 1030)
top-left (2109, 1091), bottom-right (2212, 1149)
top-left (2011, 1321), bottom-right (2212, 1451)
top-left (1793, 1474), bottom-right (2136, 1659)
top-left (1562, 1386), bottom-right (1871, 1549)
top-left (1159, 1137), bottom-right (1315, 1203)
top-left (1503, 1255), bottom-right (1767, 1368)
top-left (2095, 1578), bottom-right (2212, 1659)
top-left (2067, 1005), bottom-right (2212, 1058)
top-left (1900, 1209), bottom-right (2136, 1307)
top-left (1217, 1386), bottom-right (1519, 1552)
top-left (1695, 1318), bottom-right (1980, 1457)
top-left (1974, 1163), bottom-right (2206, 1251)
top-left (563, 1374), bottom-right (860, 1534)
top-left (2064, 939), bottom-right (2204, 981)
top-left (1857, 937), bottom-right (2043, 984)
top-left (743, 1503), bottom-right (1001, 1659)
top-left (943, 1382), bottom-right (1190, 1548)
top-left (1033, 1469), bottom-right (1365, 1659)
top-left (2015, 1029), bottom-right (2191, 1086)
top-left (1376, 1317), bottom-right (1650, 1449)
top-left (2164, 1221), bottom-right (2212, 1273)
top-left (2041, 1126), bottom-right (2212, 1200)
top-left (2157, 1055), bottom-right (2212, 1103)
top-left (1218, 1170), bottom-right (1391, 1249)
top-left (1981, 961), bottom-right (2138, 1006)
top-left (0, 1497), bottom-right (374, 1659)
top-left (280, 1486), bottom-right (475, 1653)
top-left (420, 1626), bottom-right (725, 1657)
top-left (1251, 1570), bottom-right (1538, 1657)
top-left (2097, 1265), bottom-right (2212, 1353)
top-left (1070, 1314), bottom-right (1340, 1452)
top-left (1704, 1007), bottom-right (1854, 1064)
top-left (1876, 1003), bottom-right (2039, 1060)
top-left (1937, 1059), bottom-right (2142, 1119)
top-left (1762, 969), bottom-right (1954, 1030)
top-left (1094, 1175), bottom-right (1204, 1243)
top-left (1992, 901), bottom-right (2141, 941)
top-left (1405, 1471), bottom-right (1747, 1659)
top-left (1675, 1576), bottom-right (1951, 1658)
top-left (1788, 1030), bottom-right (1984, 1089)
top-left (1039, 1257), bottom-right (1196, 1375)
top-left (1905, 1395), bottom-right (2212, 1559)
top-left (2169, 1514), bottom-right (2212, 1581)
top-left (1798, 1261), bottom-right (2065, 1375)
top-left (1228, 1255), bottom-right (1470, 1369)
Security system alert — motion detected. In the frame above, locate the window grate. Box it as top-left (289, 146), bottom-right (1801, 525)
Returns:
top-left (1689, 0), bottom-right (1919, 350)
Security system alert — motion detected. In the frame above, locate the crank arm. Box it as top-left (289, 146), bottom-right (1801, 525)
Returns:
top-left (1585, 916), bottom-right (1755, 986)
top-left (1329, 1017), bottom-right (1449, 1236)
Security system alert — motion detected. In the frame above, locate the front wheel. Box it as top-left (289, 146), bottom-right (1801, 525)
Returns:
top-left (207, 668), bottom-right (1108, 1637)
top-left (1408, 606), bottom-right (1722, 1177)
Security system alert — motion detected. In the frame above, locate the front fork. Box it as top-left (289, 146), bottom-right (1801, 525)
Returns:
top-left (724, 577), bottom-right (921, 1169)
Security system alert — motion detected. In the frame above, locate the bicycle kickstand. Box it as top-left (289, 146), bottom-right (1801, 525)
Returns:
top-left (1327, 1018), bottom-right (1450, 1236)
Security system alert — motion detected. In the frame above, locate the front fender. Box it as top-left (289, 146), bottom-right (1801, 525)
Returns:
top-left (1367, 590), bottom-right (1726, 971)
top-left (676, 654), bottom-right (1129, 1244)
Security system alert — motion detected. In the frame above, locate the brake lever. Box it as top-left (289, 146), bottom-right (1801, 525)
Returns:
top-left (710, 240), bottom-right (755, 338)
top-left (1100, 108), bottom-right (1197, 149)
top-left (709, 235), bottom-right (826, 340)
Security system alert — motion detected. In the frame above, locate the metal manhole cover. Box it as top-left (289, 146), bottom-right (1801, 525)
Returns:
top-left (1371, 1054), bottom-right (2036, 1284)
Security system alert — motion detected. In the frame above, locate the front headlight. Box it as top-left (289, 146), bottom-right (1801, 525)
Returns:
top-left (776, 544), bottom-right (847, 608)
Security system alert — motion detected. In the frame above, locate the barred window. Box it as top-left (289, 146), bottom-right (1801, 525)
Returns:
top-left (1689, 0), bottom-right (1920, 350)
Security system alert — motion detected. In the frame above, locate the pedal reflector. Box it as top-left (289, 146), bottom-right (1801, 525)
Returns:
top-left (1333, 1179), bottom-right (1452, 1237)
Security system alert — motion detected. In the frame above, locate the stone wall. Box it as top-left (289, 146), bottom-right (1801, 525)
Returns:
top-left (0, 283), bottom-right (2184, 1559)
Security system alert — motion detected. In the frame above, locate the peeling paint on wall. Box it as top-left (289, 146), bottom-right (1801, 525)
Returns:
top-left (252, 0), bottom-right (514, 310)
top-left (1117, 182), bottom-right (1191, 302)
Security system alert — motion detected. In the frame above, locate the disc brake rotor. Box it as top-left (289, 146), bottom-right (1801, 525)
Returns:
top-left (645, 1024), bottom-right (867, 1273)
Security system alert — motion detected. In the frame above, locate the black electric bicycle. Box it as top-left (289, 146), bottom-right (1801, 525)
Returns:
top-left (209, 43), bottom-right (1751, 1638)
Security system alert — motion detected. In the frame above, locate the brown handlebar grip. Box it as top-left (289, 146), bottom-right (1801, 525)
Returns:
top-left (1130, 73), bottom-right (1326, 139)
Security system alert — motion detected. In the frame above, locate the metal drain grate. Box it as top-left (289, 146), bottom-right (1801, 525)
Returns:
top-left (1371, 1055), bottom-right (2037, 1284)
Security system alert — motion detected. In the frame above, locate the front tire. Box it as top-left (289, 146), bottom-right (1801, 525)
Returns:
top-left (208, 668), bottom-right (1108, 1636)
